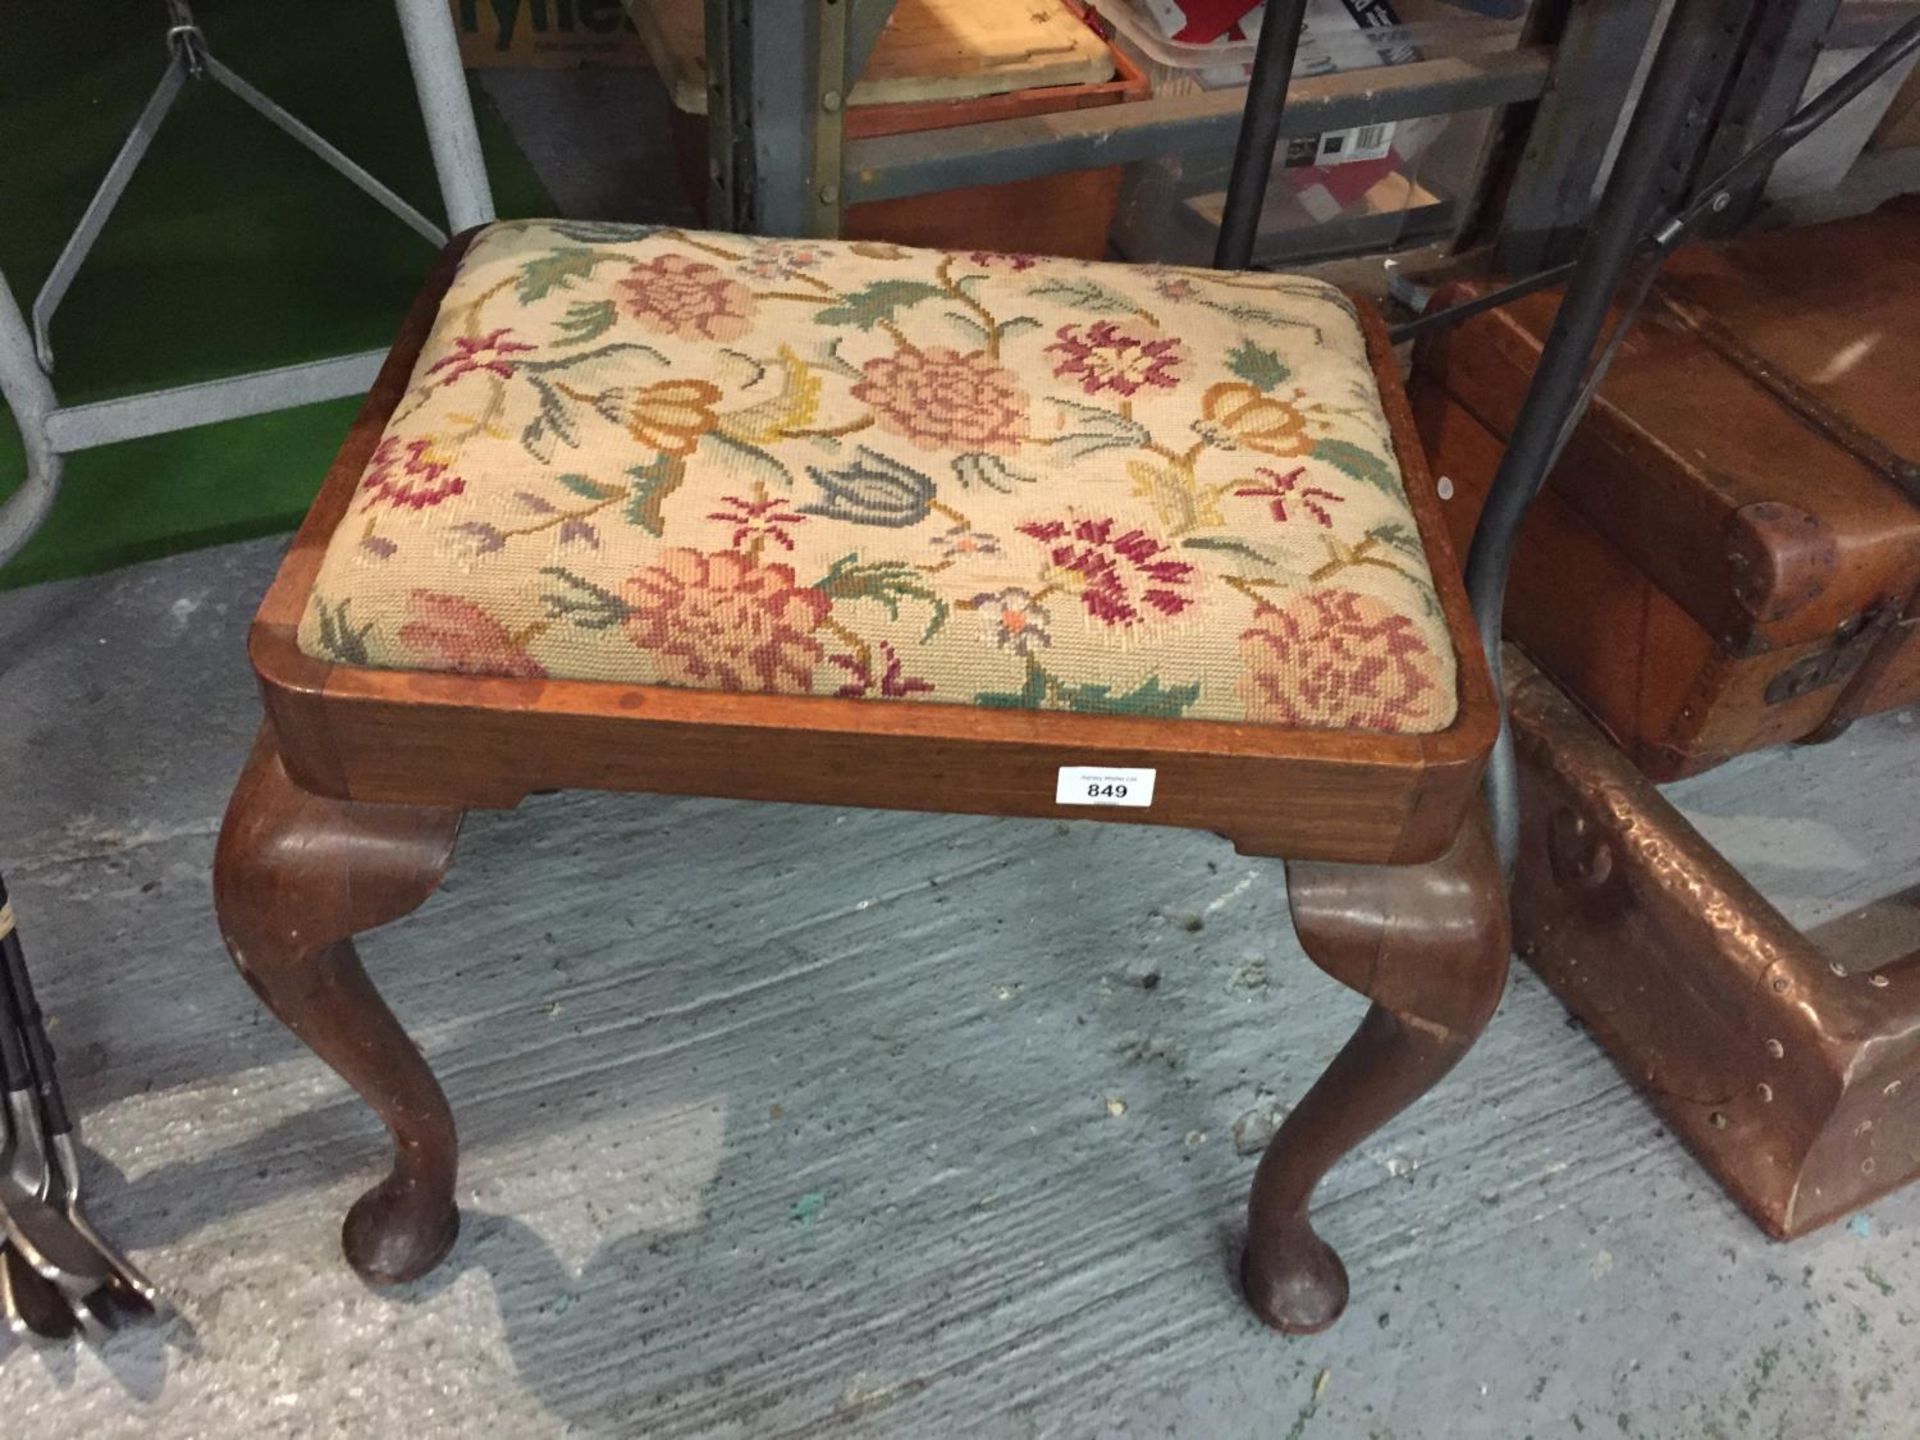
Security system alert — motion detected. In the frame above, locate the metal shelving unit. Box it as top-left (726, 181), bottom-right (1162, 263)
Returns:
top-left (699, 0), bottom-right (1920, 269)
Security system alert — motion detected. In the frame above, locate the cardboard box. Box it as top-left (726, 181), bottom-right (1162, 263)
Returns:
top-left (1872, 63), bottom-right (1920, 150)
top-left (450, 0), bottom-right (649, 68)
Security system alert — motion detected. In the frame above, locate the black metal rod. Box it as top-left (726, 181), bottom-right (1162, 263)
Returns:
top-left (1462, 0), bottom-right (1735, 871)
top-left (1214, 0), bottom-right (1312, 270)
top-left (1387, 259), bottom-right (1576, 344)
top-left (1659, 12), bottom-right (1920, 249)
top-left (1394, 14), bottom-right (1920, 347)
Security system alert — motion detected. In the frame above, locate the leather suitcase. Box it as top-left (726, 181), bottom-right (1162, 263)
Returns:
top-left (1409, 202), bottom-right (1920, 780)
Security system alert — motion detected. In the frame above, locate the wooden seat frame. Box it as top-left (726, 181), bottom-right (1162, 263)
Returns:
top-left (213, 234), bottom-right (1508, 1335)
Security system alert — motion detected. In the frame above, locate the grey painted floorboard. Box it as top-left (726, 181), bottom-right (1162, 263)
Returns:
top-left (0, 539), bottom-right (1916, 1438)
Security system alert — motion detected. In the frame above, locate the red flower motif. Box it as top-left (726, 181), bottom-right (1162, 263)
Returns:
top-left (830, 642), bottom-right (936, 699)
top-left (617, 254), bottom-right (755, 341)
top-left (1017, 516), bottom-right (1197, 627)
top-left (852, 346), bottom-right (1029, 454)
top-left (1239, 589), bottom-right (1449, 731)
top-left (425, 327), bottom-right (535, 385)
top-left (359, 436), bottom-right (466, 512)
top-left (967, 249), bottom-right (1038, 271)
top-left (398, 591), bottom-right (546, 679)
top-left (622, 548), bottom-right (831, 692)
top-left (1234, 466), bottom-right (1343, 526)
top-left (1046, 322), bottom-right (1186, 397)
top-left (708, 492), bottom-right (807, 552)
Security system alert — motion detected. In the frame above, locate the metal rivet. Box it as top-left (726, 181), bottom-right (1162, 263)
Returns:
top-left (819, 184), bottom-right (840, 204)
top-left (1756, 1083), bottom-right (1773, 1104)
top-left (1886, 1080), bottom-right (1903, 1097)
top-left (1771, 977), bottom-right (1790, 993)
top-left (1830, 960), bottom-right (1849, 978)
top-left (1764, 1038), bottom-right (1784, 1059)
top-left (821, 90), bottom-right (843, 112)
top-left (1437, 475), bottom-right (1455, 501)
top-left (1710, 191), bottom-right (1732, 212)
top-left (1868, 973), bottom-right (1890, 988)
top-left (1863, 1157), bottom-right (1877, 1175)
top-left (1709, 1111), bottom-right (1729, 1130)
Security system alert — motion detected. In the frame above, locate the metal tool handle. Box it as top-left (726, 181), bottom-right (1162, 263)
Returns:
top-left (0, 878), bottom-right (69, 1137)
top-left (0, 937), bottom-right (34, 1098)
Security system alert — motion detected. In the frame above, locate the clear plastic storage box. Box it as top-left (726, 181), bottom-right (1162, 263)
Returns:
top-left (1090, 0), bottom-right (1531, 265)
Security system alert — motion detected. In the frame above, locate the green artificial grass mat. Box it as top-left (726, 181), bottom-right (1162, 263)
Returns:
top-left (0, 0), bottom-right (552, 589)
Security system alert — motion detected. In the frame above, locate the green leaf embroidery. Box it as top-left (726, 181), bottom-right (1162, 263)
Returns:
top-left (521, 378), bottom-right (580, 462)
top-left (1027, 278), bottom-right (1145, 317)
top-left (813, 554), bottom-right (950, 639)
top-left (1182, 535), bottom-right (1280, 568)
top-left (1226, 337), bottom-right (1291, 393)
top-left (1056, 674), bottom-right (1202, 718)
top-left (310, 597), bottom-right (373, 666)
top-left (975, 661), bottom-right (1199, 717)
top-left (951, 451), bottom-right (1040, 492)
top-left (555, 299), bottom-right (617, 346)
top-left (1043, 399), bottom-right (1151, 461)
top-left (556, 472), bottom-right (621, 501)
top-left (973, 661), bottom-right (1051, 710)
top-left (1195, 296), bottom-right (1320, 341)
top-left (705, 432), bottom-right (795, 492)
top-left (541, 566), bottom-right (631, 630)
top-left (625, 454), bottom-right (686, 536)
top-left (542, 220), bottom-right (661, 244)
top-left (1311, 437), bottom-right (1403, 496)
top-left (814, 280), bottom-right (945, 329)
top-left (516, 247), bottom-right (601, 303)
top-left (1367, 519), bottom-right (1424, 560)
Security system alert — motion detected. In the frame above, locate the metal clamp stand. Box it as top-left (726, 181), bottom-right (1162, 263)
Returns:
top-left (0, 0), bottom-right (496, 567)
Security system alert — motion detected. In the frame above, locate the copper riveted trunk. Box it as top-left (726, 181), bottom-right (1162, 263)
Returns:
top-left (1506, 650), bottom-right (1920, 1237)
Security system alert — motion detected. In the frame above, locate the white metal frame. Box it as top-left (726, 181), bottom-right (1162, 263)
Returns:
top-left (0, 0), bottom-right (495, 565)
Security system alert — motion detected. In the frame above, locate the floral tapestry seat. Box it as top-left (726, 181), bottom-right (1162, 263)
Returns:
top-left (298, 220), bottom-right (1460, 735)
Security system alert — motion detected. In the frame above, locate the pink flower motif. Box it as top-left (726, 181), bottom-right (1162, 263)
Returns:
top-left (931, 524), bottom-right (1001, 561)
top-left (741, 241), bottom-right (825, 280)
top-left (970, 586), bottom-right (1052, 656)
top-left (1239, 589), bottom-right (1450, 731)
top-left (967, 249), bottom-right (1038, 271)
top-left (709, 492), bottom-right (808, 552)
top-left (1234, 466), bottom-right (1344, 526)
top-left (359, 436), bottom-right (466, 512)
top-left (616, 254), bottom-right (755, 341)
top-left (622, 548), bottom-right (831, 693)
top-left (425, 327), bottom-right (535, 385)
top-left (830, 641), bottom-right (936, 699)
top-left (1154, 275), bottom-right (1200, 302)
top-left (398, 591), bottom-right (547, 679)
top-left (1017, 516), bottom-right (1197, 627)
top-left (1046, 322), bottom-right (1186, 397)
top-left (852, 347), bottom-right (1029, 454)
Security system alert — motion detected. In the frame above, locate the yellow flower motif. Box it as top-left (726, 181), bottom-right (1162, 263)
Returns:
top-left (715, 346), bottom-right (823, 446)
top-left (625, 378), bottom-right (722, 457)
top-left (1194, 381), bottom-right (1317, 458)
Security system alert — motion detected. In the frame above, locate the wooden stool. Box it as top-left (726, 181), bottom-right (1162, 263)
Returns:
top-left (212, 222), bottom-right (1506, 1334)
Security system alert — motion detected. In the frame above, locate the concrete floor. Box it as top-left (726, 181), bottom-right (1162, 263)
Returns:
top-left (0, 532), bottom-right (1916, 1438)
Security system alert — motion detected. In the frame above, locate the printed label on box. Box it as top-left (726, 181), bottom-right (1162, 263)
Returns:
top-left (1055, 766), bottom-right (1157, 808)
top-left (1314, 122), bottom-right (1396, 166)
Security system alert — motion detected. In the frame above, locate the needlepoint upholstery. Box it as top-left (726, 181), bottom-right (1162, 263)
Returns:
top-left (297, 220), bottom-right (1459, 733)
